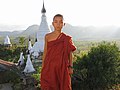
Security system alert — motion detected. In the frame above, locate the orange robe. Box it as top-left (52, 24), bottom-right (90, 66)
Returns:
top-left (41, 33), bottom-right (76, 90)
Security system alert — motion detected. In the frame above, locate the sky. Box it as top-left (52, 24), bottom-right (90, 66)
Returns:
top-left (0, 0), bottom-right (120, 31)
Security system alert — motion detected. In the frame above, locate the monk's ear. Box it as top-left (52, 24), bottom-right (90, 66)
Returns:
top-left (64, 23), bottom-right (65, 26)
top-left (52, 22), bottom-right (54, 26)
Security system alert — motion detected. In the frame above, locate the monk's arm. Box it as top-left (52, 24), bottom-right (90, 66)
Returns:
top-left (69, 51), bottom-right (73, 67)
top-left (42, 35), bottom-right (47, 68)
top-left (68, 51), bottom-right (74, 74)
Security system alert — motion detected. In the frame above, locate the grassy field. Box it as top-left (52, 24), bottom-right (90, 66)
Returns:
top-left (73, 39), bottom-right (120, 57)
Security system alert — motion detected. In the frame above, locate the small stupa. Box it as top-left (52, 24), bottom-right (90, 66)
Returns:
top-left (4, 35), bottom-right (12, 47)
top-left (31, 38), bottom-right (40, 58)
top-left (18, 52), bottom-right (24, 66)
top-left (23, 51), bottom-right (35, 73)
top-left (27, 37), bottom-right (32, 54)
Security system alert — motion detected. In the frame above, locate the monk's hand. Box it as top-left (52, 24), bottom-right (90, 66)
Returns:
top-left (68, 68), bottom-right (73, 75)
top-left (68, 65), bottom-right (73, 75)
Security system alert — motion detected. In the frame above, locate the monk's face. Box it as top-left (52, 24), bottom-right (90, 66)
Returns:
top-left (52, 16), bottom-right (64, 31)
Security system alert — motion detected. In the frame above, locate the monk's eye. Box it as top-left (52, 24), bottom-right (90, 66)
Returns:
top-left (55, 21), bottom-right (57, 23)
top-left (54, 21), bottom-right (58, 23)
top-left (60, 21), bottom-right (63, 23)
top-left (61, 22), bottom-right (63, 24)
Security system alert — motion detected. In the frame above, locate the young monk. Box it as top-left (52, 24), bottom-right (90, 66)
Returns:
top-left (40, 14), bottom-right (76, 90)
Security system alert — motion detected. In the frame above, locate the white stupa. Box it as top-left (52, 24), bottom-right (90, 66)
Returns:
top-left (28, 37), bottom-right (32, 54)
top-left (36, 1), bottom-right (51, 52)
top-left (18, 52), bottom-right (24, 66)
top-left (31, 1), bottom-right (51, 59)
top-left (31, 38), bottom-right (40, 58)
top-left (4, 35), bottom-right (12, 46)
top-left (24, 51), bottom-right (35, 73)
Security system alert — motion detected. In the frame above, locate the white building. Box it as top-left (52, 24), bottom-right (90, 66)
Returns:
top-left (4, 35), bottom-right (12, 47)
top-left (23, 52), bottom-right (35, 73)
top-left (27, 37), bottom-right (33, 54)
top-left (18, 52), bottom-right (24, 66)
top-left (31, 1), bottom-right (51, 58)
top-left (28, 38), bottom-right (32, 51)
top-left (31, 38), bottom-right (40, 58)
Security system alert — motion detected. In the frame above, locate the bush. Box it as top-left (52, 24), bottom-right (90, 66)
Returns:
top-left (73, 42), bottom-right (120, 90)
top-left (32, 66), bottom-right (42, 89)
top-left (0, 45), bottom-right (27, 62)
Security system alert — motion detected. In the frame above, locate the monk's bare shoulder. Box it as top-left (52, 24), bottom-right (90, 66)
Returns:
top-left (46, 32), bottom-right (54, 37)
top-left (45, 32), bottom-right (54, 40)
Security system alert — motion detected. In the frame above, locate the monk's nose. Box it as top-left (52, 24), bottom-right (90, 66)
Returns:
top-left (57, 22), bottom-right (60, 26)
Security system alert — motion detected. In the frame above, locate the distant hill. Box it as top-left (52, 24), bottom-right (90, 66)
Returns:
top-left (62, 24), bottom-right (120, 40)
top-left (0, 31), bottom-right (21, 37)
top-left (19, 25), bottom-right (39, 37)
top-left (0, 24), bottom-right (120, 41)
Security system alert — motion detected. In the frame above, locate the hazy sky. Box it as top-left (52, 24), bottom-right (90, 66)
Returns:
top-left (0, 0), bottom-right (120, 28)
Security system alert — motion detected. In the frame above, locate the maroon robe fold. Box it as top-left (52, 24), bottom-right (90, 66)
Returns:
top-left (41, 33), bottom-right (76, 90)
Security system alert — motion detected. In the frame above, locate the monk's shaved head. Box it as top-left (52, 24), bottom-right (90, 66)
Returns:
top-left (53, 14), bottom-right (64, 21)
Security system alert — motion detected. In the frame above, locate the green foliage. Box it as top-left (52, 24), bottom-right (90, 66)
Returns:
top-left (1, 39), bottom-right (120, 89)
top-left (73, 42), bottom-right (120, 90)
top-left (32, 66), bottom-right (42, 89)
top-left (0, 45), bottom-right (27, 62)
top-left (12, 46), bottom-right (27, 63)
top-left (0, 46), bottom-right (13, 61)
top-left (32, 67), bottom-right (42, 81)
top-left (18, 37), bottom-right (26, 46)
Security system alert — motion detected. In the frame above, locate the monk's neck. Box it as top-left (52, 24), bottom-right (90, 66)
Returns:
top-left (53, 31), bottom-right (62, 34)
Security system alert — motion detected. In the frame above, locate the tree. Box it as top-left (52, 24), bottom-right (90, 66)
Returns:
top-left (19, 37), bottom-right (26, 46)
top-left (73, 42), bottom-right (120, 90)
top-left (0, 45), bottom-right (13, 61)
top-left (0, 44), bottom-right (27, 62)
